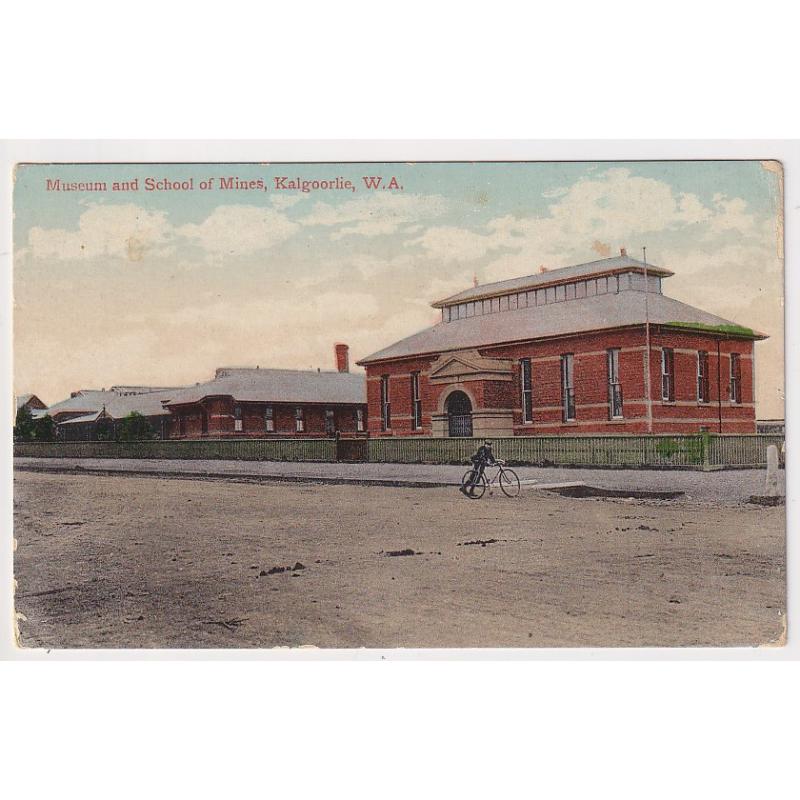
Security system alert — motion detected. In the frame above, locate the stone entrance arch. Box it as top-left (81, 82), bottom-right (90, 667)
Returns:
top-left (446, 390), bottom-right (473, 437)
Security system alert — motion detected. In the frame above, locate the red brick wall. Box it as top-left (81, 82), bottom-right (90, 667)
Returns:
top-left (366, 355), bottom-right (439, 435)
top-left (167, 398), bottom-right (367, 439)
top-left (363, 326), bottom-right (757, 436)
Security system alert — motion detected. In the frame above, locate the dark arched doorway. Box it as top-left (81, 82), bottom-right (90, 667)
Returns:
top-left (446, 391), bottom-right (473, 437)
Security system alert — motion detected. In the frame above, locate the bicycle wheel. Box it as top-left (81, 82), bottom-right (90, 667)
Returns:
top-left (460, 470), bottom-right (486, 499)
top-left (499, 467), bottom-right (520, 498)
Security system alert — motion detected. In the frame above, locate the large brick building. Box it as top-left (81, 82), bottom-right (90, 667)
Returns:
top-left (163, 345), bottom-right (367, 439)
top-left (357, 252), bottom-right (765, 437)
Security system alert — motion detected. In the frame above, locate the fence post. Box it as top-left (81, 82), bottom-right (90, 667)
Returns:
top-left (701, 432), bottom-right (712, 471)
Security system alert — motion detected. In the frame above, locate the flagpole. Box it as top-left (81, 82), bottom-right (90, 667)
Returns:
top-left (643, 246), bottom-right (654, 433)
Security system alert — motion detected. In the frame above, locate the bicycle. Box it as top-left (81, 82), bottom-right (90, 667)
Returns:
top-left (460, 459), bottom-right (520, 499)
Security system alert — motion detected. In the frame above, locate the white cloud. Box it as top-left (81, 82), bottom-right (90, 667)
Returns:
top-left (406, 225), bottom-right (502, 262)
top-left (178, 205), bottom-right (298, 255)
top-left (300, 193), bottom-right (449, 238)
top-left (400, 168), bottom-right (772, 291)
top-left (27, 203), bottom-right (172, 261)
top-left (25, 202), bottom-right (299, 263)
top-left (705, 195), bottom-right (756, 236)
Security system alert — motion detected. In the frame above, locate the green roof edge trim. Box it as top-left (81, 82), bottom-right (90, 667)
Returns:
top-left (662, 321), bottom-right (757, 338)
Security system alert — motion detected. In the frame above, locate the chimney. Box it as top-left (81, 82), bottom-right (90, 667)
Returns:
top-left (335, 343), bottom-right (350, 373)
top-left (620, 247), bottom-right (627, 256)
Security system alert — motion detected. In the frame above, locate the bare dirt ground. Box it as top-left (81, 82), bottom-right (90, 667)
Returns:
top-left (13, 472), bottom-right (786, 649)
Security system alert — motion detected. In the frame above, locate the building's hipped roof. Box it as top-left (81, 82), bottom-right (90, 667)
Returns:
top-left (359, 292), bottom-right (766, 364)
top-left (57, 390), bottom-right (182, 424)
top-left (432, 254), bottom-right (673, 308)
top-left (163, 368), bottom-right (366, 407)
top-left (56, 391), bottom-right (180, 424)
top-left (45, 387), bottom-right (185, 420)
top-left (44, 390), bottom-right (121, 418)
top-left (106, 390), bottom-right (180, 419)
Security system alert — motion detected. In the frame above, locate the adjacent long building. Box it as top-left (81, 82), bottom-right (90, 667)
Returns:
top-left (357, 251), bottom-right (765, 437)
top-left (163, 346), bottom-right (367, 439)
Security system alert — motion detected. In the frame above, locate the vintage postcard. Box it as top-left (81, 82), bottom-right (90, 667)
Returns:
top-left (11, 158), bottom-right (785, 648)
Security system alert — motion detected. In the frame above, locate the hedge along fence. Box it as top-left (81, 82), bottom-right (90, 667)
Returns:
top-left (367, 434), bottom-right (785, 469)
top-left (14, 438), bottom-right (337, 462)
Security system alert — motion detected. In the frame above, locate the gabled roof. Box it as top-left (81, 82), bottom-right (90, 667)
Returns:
top-left (358, 291), bottom-right (766, 365)
top-left (16, 393), bottom-right (46, 410)
top-left (163, 368), bottom-right (366, 407)
top-left (432, 254), bottom-right (673, 308)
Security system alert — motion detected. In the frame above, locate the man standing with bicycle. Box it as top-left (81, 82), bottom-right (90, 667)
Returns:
top-left (460, 439), bottom-right (496, 497)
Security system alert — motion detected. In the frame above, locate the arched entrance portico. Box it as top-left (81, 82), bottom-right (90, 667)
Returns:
top-left (446, 390), bottom-right (473, 437)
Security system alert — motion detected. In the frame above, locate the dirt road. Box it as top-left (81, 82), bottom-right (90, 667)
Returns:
top-left (13, 472), bottom-right (786, 648)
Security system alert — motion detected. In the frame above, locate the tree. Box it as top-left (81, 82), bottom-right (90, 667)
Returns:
top-left (14, 406), bottom-right (34, 441)
top-left (95, 416), bottom-right (114, 441)
top-left (117, 412), bottom-right (155, 441)
top-left (31, 414), bottom-right (56, 441)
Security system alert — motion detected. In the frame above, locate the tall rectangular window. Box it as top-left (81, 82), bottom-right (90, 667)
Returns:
top-left (324, 409), bottom-right (335, 435)
top-left (729, 353), bottom-right (742, 403)
top-left (234, 405), bottom-right (243, 432)
top-left (295, 407), bottom-right (304, 432)
top-left (264, 406), bottom-right (274, 432)
top-left (607, 348), bottom-right (623, 418)
top-left (520, 358), bottom-right (533, 423)
top-left (380, 375), bottom-right (391, 431)
top-left (410, 372), bottom-right (422, 430)
top-left (561, 354), bottom-right (575, 422)
top-left (355, 408), bottom-right (365, 432)
top-left (697, 351), bottom-right (709, 403)
top-left (661, 348), bottom-right (675, 402)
